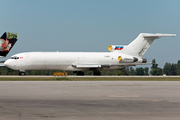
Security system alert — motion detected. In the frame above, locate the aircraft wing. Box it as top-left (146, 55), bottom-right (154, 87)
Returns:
top-left (0, 63), bottom-right (5, 66)
top-left (72, 63), bottom-right (152, 68)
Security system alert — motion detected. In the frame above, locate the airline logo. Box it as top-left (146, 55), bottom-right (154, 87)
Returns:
top-left (0, 39), bottom-right (12, 51)
top-left (114, 46), bottom-right (124, 50)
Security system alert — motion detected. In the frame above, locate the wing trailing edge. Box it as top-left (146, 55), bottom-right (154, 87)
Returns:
top-left (72, 63), bottom-right (152, 68)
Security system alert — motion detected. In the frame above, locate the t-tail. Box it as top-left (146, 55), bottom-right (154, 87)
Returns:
top-left (0, 32), bottom-right (17, 57)
top-left (108, 33), bottom-right (176, 58)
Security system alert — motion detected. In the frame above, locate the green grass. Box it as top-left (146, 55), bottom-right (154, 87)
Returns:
top-left (69, 77), bottom-right (180, 81)
top-left (0, 77), bottom-right (55, 81)
top-left (0, 76), bottom-right (180, 81)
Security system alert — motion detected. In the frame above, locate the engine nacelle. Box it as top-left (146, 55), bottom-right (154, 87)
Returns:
top-left (118, 56), bottom-right (138, 63)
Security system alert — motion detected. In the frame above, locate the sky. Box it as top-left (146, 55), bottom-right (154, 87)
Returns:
top-left (1, 0), bottom-right (180, 68)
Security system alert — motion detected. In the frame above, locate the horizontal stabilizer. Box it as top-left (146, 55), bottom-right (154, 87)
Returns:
top-left (143, 33), bottom-right (176, 39)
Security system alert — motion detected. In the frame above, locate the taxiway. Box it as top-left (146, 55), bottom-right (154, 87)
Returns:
top-left (0, 81), bottom-right (180, 120)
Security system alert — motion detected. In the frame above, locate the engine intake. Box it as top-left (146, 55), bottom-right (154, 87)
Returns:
top-left (118, 56), bottom-right (138, 63)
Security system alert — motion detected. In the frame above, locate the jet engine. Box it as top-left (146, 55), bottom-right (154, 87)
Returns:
top-left (118, 56), bottom-right (138, 63)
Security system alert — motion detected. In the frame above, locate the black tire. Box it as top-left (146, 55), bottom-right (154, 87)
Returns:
top-left (93, 71), bottom-right (101, 76)
top-left (19, 72), bottom-right (25, 76)
top-left (77, 71), bottom-right (84, 76)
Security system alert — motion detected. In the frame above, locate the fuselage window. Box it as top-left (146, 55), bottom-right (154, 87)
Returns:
top-left (15, 57), bottom-right (19, 59)
top-left (10, 56), bottom-right (19, 59)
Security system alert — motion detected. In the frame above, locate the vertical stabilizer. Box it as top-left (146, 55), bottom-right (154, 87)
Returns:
top-left (126, 33), bottom-right (176, 57)
top-left (0, 32), bottom-right (18, 57)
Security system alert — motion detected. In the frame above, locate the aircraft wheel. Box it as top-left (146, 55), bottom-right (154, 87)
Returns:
top-left (19, 72), bottom-right (25, 76)
top-left (77, 71), bottom-right (84, 76)
top-left (73, 71), bottom-right (77, 74)
top-left (93, 71), bottom-right (101, 76)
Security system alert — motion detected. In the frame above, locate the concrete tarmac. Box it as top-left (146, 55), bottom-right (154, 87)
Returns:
top-left (0, 81), bottom-right (180, 120)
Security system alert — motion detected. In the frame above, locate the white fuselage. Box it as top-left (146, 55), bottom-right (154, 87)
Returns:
top-left (4, 52), bottom-right (127, 71)
top-left (4, 33), bottom-right (176, 72)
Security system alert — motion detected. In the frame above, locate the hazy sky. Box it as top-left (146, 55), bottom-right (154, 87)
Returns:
top-left (1, 0), bottom-right (179, 68)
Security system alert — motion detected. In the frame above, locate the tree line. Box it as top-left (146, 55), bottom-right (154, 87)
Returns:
top-left (127, 59), bottom-right (180, 76)
top-left (0, 59), bottom-right (179, 75)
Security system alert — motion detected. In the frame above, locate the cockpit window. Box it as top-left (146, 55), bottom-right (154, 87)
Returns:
top-left (10, 56), bottom-right (19, 60)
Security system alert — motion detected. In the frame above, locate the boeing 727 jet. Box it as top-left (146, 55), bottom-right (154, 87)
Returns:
top-left (4, 33), bottom-right (176, 75)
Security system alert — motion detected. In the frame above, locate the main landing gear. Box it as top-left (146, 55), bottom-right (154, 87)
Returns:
top-left (74, 70), bottom-right (101, 76)
top-left (92, 69), bottom-right (101, 76)
top-left (93, 71), bottom-right (101, 76)
top-left (74, 71), bottom-right (85, 76)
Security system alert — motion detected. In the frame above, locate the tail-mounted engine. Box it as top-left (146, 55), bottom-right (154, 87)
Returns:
top-left (118, 56), bottom-right (138, 62)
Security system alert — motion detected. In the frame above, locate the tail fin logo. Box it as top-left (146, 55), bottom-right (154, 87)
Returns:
top-left (114, 46), bottom-right (124, 50)
top-left (0, 32), bottom-right (17, 57)
top-left (0, 39), bottom-right (12, 51)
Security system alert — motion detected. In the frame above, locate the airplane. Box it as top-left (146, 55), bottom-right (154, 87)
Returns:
top-left (4, 33), bottom-right (176, 75)
top-left (0, 32), bottom-right (17, 59)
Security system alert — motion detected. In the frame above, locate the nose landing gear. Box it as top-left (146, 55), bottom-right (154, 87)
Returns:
top-left (19, 70), bottom-right (25, 76)
top-left (92, 69), bottom-right (101, 76)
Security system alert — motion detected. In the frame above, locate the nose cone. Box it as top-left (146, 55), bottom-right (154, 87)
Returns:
top-left (4, 59), bottom-right (10, 67)
top-left (4, 59), bottom-right (15, 69)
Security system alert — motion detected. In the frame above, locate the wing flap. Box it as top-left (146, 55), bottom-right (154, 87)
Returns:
top-left (73, 64), bottom-right (101, 68)
top-left (72, 63), bottom-right (152, 68)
